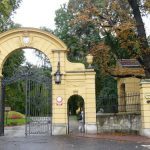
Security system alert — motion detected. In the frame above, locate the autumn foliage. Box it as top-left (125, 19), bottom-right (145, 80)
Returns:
top-left (66, 0), bottom-right (150, 77)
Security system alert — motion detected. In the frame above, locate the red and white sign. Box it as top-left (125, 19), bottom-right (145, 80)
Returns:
top-left (56, 96), bottom-right (63, 105)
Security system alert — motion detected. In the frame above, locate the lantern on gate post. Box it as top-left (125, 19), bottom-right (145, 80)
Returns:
top-left (54, 62), bottom-right (62, 84)
top-left (54, 52), bottom-right (62, 84)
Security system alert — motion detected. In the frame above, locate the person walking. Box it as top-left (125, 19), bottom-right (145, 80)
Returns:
top-left (78, 109), bottom-right (84, 133)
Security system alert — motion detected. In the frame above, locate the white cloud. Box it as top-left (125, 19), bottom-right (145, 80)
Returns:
top-left (12, 0), bottom-right (150, 35)
top-left (143, 16), bottom-right (150, 37)
top-left (12, 0), bottom-right (69, 30)
top-left (12, 0), bottom-right (69, 65)
top-left (23, 49), bottom-right (42, 66)
top-left (11, 0), bottom-right (150, 65)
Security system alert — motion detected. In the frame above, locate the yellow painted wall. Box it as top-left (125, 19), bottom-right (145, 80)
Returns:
top-left (117, 77), bottom-right (141, 112)
top-left (117, 77), bottom-right (141, 94)
top-left (140, 80), bottom-right (150, 137)
top-left (0, 28), bottom-right (97, 134)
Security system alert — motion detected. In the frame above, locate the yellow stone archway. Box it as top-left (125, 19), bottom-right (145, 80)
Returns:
top-left (0, 28), bottom-right (97, 135)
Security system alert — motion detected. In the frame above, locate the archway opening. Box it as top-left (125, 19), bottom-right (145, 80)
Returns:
top-left (67, 95), bottom-right (84, 134)
top-left (2, 48), bottom-right (52, 137)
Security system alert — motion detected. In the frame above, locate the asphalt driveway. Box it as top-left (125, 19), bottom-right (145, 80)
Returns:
top-left (2, 120), bottom-right (150, 150)
top-left (0, 133), bottom-right (150, 150)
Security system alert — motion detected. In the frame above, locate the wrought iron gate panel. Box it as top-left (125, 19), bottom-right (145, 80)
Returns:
top-left (2, 68), bottom-right (52, 136)
top-left (25, 77), bottom-right (51, 135)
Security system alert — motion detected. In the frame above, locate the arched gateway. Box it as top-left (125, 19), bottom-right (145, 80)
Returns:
top-left (0, 28), bottom-right (97, 135)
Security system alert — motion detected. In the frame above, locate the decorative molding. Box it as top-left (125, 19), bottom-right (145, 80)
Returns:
top-left (21, 31), bottom-right (32, 47)
top-left (145, 94), bottom-right (150, 99)
top-left (66, 70), bottom-right (94, 73)
top-left (66, 81), bottom-right (85, 87)
top-left (73, 90), bottom-right (78, 94)
top-left (51, 49), bottom-right (69, 53)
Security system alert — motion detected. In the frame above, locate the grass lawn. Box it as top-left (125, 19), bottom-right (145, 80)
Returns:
top-left (4, 111), bottom-right (26, 126)
top-left (69, 115), bottom-right (78, 120)
top-left (4, 118), bottom-right (26, 126)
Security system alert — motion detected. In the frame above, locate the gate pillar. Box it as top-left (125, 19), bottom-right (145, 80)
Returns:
top-left (52, 76), bottom-right (67, 135)
top-left (140, 79), bottom-right (150, 137)
top-left (0, 75), bottom-right (4, 136)
top-left (51, 50), bottom-right (67, 135)
top-left (51, 49), bottom-right (97, 135)
top-left (51, 65), bottom-right (97, 135)
top-left (84, 70), bottom-right (97, 134)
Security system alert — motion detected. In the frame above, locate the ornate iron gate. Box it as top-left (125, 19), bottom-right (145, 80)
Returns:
top-left (2, 67), bottom-right (52, 136)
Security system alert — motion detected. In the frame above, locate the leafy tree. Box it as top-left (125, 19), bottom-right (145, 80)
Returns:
top-left (54, 3), bottom-right (101, 62)
top-left (67, 0), bottom-right (150, 77)
top-left (54, 0), bottom-right (150, 111)
top-left (3, 50), bottom-right (25, 113)
top-left (2, 50), bottom-right (24, 77)
top-left (0, 0), bottom-right (22, 32)
top-left (0, 0), bottom-right (25, 113)
top-left (0, 0), bottom-right (23, 77)
top-left (54, 4), bottom-right (82, 62)
top-left (40, 26), bottom-right (54, 34)
top-left (5, 64), bottom-right (52, 114)
top-left (5, 81), bottom-right (26, 113)
top-left (34, 28), bottom-right (53, 68)
top-left (54, 0), bottom-right (118, 99)
top-left (148, 35), bottom-right (150, 46)
top-left (128, 0), bottom-right (150, 77)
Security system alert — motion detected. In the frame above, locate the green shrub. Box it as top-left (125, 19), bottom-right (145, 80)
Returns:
top-left (5, 118), bottom-right (26, 126)
top-left (5, 111), bottom-right (25, 119)
top-left (9, 121), bottom-right (18, 126)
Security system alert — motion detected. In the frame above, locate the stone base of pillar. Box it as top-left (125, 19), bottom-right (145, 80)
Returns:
top-left (0, 132), bottom-right (4, 136)
top-left (140, 128), bottom-right (150, 138)
top-left (85, 123), bottom-right (97, 134)
top-left (52, 123), bottom-right (68, 135)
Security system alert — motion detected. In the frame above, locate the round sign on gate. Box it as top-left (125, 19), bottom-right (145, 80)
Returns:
top-left (56, 96), bottom-right (63, 105)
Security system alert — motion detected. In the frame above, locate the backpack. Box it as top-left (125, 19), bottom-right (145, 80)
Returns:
top-left (78, 113), bottom-right (82, 120)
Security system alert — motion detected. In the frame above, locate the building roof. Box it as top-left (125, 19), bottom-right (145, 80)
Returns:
top-left (118, 59), bottom-right (141, 68)
top-left (109, 59), bottom-right (145, 78)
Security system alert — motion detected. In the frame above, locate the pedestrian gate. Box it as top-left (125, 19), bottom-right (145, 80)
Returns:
top-left (2, 68), bottom-right (52, 136)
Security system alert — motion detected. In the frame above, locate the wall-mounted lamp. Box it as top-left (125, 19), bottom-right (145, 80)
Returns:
top-left (54, 52), bottom-right (62, 84)
top-left (147, 100), bottom-right (150, 104)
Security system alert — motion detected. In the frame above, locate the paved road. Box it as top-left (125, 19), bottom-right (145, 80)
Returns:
top-left (2, 125), bottom-right (150, 150)
top-left (5, 125), bottom-right (25, 137)
top-left (2, 119), bottom-right (150, 150)
top-left (4, 116), bottom-right (78, 137)
top-left (4, 116), bottom-right (79, 137)
top-left (0, 135), bottom-right (149, 150)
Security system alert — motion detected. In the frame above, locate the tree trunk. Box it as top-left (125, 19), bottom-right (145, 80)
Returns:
top-left (128, 0), bottom-right (150, 78)
top-left (141, 54), bottom-right (150, 78)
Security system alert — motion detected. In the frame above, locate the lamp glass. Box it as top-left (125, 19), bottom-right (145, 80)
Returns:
top-left (55, 71), bottom-right (61, 84)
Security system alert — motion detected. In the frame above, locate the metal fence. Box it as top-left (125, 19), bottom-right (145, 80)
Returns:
top-left (97, 93), bottom-right (140, 113)
top-left (96, 93), bottom-right (141, 134)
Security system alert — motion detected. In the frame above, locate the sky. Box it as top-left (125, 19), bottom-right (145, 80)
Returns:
top-left (12, 0), bottom-right (69, 30)
top-left (12, 0), bottom-right (150, 35)
top-left (12, 0), bottom-right (69, 65)
top-left (12, 0), bottom-right (150, 65)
